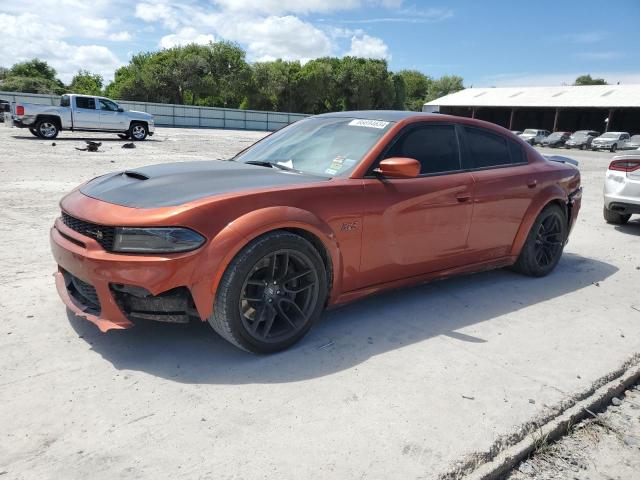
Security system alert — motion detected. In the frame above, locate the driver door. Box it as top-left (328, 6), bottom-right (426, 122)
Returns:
top-left (98, 98), bottom-right (126, 130)
top-left (358, 123), bottom-right (475, 288)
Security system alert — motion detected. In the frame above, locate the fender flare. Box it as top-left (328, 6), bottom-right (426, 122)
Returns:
top-left (509, 184), bottom-right (568, 257)
top-left (189, 206), bottom-right (342, 320)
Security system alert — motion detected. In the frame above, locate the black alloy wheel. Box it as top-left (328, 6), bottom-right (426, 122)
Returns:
top-left (209, 231), bottom-right (327, 353)
top-left (239, 249), bottom-right (319, 343)
top-left (513, 204), bottom-right (567, 277)
top-left (533, 214), bottom-right (564, 268)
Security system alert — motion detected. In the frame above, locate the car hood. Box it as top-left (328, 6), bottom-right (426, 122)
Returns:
top-left (127, 110), bottom-right (153, 119)
top-left (80, 160), bottom-right (326, 208)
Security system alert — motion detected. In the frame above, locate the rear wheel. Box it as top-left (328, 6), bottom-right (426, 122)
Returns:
top-left (129, 122), bottom-right (147, 141)
top-left (35, 119), bottom-right (58, 139)
top-left (603, 206), bottom-right (631, 225)
top-left (29, 127), bottom-right (40, 137)
top-left (513, 204), bottom-right (567, 277)
top-left (209, 231), bottom-right (327, 354)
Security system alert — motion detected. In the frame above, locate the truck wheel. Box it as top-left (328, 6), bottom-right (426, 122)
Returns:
top-left (35, 120), bottom-right (58, 139)
top-left (610, 143), bottom-right (617, 153)
top-left (29, 128), bottom-right (40, 138)
top-left (129, 122), bottom-right (147, 141)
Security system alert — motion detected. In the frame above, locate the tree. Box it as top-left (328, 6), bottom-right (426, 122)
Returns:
top-left (0, 58), bottom-right (65, 94)
top-left (398, 70), bottom-right (431, 110)
top-left (69, 70), bottom-right (103, 95)
top-left (424, 75), bottom-right (464, 102)
top-left (574, 74), bottom-right (607, 86)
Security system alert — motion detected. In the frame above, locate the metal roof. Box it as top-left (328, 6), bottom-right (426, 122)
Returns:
top-left (424, 84), bottom-right (640, 108)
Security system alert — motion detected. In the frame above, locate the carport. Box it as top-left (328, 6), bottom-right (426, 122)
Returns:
top-left (424, 84), bottom-right (640, 134)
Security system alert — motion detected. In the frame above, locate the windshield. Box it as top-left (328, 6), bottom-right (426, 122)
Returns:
top-left (522, 129), bottom-right (538, 135)
top-left (234, 116), bottom-right (393, 177)
top-left (571, 131), bottom-right (589, 139)
top-left (547, 132), bottom-right (563, 140)
top-left (600, 133), bottom-right (618, 139)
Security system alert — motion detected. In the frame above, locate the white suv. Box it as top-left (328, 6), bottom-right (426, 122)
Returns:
top-left (603, 155), bottom-right (640, 224)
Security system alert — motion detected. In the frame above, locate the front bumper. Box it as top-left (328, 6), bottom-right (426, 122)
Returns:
top-left (51, 217), bottom-right (207, 331)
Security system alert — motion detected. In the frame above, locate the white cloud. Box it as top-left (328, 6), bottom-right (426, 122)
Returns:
top-left (347, 34), bottom-right (390, 60)
top-left (213, 0), bottom-right (361, 15)
top-left (0, 12), bottom-right (122, 83)
top-left (108, 31), bottom-right (133, 41)
top-left (159, 27), bottom-right (215, 48)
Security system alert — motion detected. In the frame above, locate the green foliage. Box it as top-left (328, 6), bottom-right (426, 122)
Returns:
top-left (69, 70), bottom-right (104, 95)
top-left (424, 75), bottom-right (464, 103)
top-left (398, 70), bottom-right (432, 110)
top-left (574, 74), bottom-right (607, 86)
top-left (0, 58), bottom-right (65, 94)
top-left (2, 47), bottom-right (465, 113)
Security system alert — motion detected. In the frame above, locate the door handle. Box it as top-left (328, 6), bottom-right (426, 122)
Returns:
top-left (456, 193), bottom-right (471, 203)
top-left (527, 179), bottom-right (538, 188)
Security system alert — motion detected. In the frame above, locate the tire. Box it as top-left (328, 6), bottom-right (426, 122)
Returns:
top-left (513, 204), bottom-right (567, 277)
top-left (129, 122), bottom-right (148, 141)
top-left (35, 119), bottom-right (59, 139)
top-left (118, 133), bottom-right (130, 139)
top-left (603, 206), bottom-right (631, 225)
top-left (610, 143), bottom-right (617, 153)
top-left (29, 127), bottom-right (40, 138)
top-left (209, 231), bottom-right (328, 354)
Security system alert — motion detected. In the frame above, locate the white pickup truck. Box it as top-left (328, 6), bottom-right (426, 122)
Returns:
top-left (8, 94), bottom-right (154, 140)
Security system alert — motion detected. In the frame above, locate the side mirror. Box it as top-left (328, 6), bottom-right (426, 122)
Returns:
top-left (117, 107), bottom-right (124, 112)
top-left (374, 157), bottom-right (421, 179)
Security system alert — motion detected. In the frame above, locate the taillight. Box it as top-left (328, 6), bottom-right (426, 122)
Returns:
top-left (609, 159), bottom-right (640, 172)
top-left (16, 105), bottom-right (24, 115)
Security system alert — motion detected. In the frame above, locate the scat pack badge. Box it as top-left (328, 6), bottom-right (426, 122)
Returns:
top-left (341, 221), bottom-right (358, 232)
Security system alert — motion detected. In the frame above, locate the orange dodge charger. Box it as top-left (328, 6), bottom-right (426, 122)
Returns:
top-left (51, 111), bottom-right (582, 353)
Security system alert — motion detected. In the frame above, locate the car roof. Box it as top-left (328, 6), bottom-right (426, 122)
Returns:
top-left (314, 110), bottom-right (438, 122)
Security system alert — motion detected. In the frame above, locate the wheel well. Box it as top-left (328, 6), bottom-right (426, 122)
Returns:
top-left (281, 227), bottom-right (334, 300)
top-left (36, 115), bottom-right (61, 129)
top-left (129, 120), bottom-right (148, 129)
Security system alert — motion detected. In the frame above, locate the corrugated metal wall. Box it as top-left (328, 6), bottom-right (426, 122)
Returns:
top-left (0, 91), bottom-right (309, 131)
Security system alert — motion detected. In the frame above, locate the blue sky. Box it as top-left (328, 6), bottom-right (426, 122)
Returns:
top-left (1, 0), bottom-right (639, 86)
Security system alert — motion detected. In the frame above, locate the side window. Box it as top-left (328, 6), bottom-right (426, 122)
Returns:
top-left (508, 140), bottom-right (526, 164)
top-left (99, 99), bottom-right (118, 111)
top-left (464, 126), bottom-right (512, 169)
top-left (383, 124), bottom-right (461, 175)
top-left (75, 97), bottom-right (96, 110)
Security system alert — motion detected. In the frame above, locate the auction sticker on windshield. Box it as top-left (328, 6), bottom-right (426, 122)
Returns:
top-left (348, 119), bottom-right (389, 129)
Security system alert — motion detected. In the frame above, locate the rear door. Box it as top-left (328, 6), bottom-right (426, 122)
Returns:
top-left (359, 122), bottom-right (475, 287)
top-left (98, 98), bottom-right (127, 131)
top-left (72, 96), bottom-right (99, 129)
top-left (461, 126), bottom-right (535, 261)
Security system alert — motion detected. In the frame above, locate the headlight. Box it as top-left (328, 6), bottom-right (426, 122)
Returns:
top-left (113, 227), bottom-right (205, 253)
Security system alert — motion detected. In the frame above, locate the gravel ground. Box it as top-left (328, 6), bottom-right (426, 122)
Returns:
top-left (508, 383), bottom-right (640, 479)
top-left (1, 126), bottom-right (639, 480)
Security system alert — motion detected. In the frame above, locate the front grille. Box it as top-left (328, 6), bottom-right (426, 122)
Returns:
top-left (61, 212), bottom-right (115, 251)
top-left (65, 272), bottom-right (101, 313)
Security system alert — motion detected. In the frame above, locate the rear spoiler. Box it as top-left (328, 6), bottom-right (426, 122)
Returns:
top-left (543, 155), bottom-right (579, 167)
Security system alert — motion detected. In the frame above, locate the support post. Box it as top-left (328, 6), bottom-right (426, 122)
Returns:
top-left (508, 109), bottom-right (515, 130)
top-left (606, 109), bottom-right (614, 132)
top-left (553, 108), bottom-right (560, 132)
top-left (471, 107), bottom-right (476, 119)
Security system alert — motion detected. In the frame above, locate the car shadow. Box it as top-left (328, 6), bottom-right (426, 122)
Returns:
top-left (67, 253), bottom-right (618, 384)
top-left (11, 135), bottom-right (160, 142)
top-left (614, 219), bottom-right (640, 236)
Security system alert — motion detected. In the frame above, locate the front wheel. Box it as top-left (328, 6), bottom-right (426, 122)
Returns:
top-left (610, 143), bottom-right (617, 153)
top-left (129, 122), bottom-right (148, 141)
top-left (603, 206), bottom-right (630, 225)
top-left (35, 119), bottom-right (58, 139)
top-left (513, 204), bottom-right (567, 277)
top-left (209, 231), bottom-right (327, 354)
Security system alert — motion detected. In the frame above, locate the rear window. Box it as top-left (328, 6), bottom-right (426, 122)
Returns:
top-left (75, 97), bottom-right (95, 109)
top-left (464, 126), bottom-right (513, 168)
